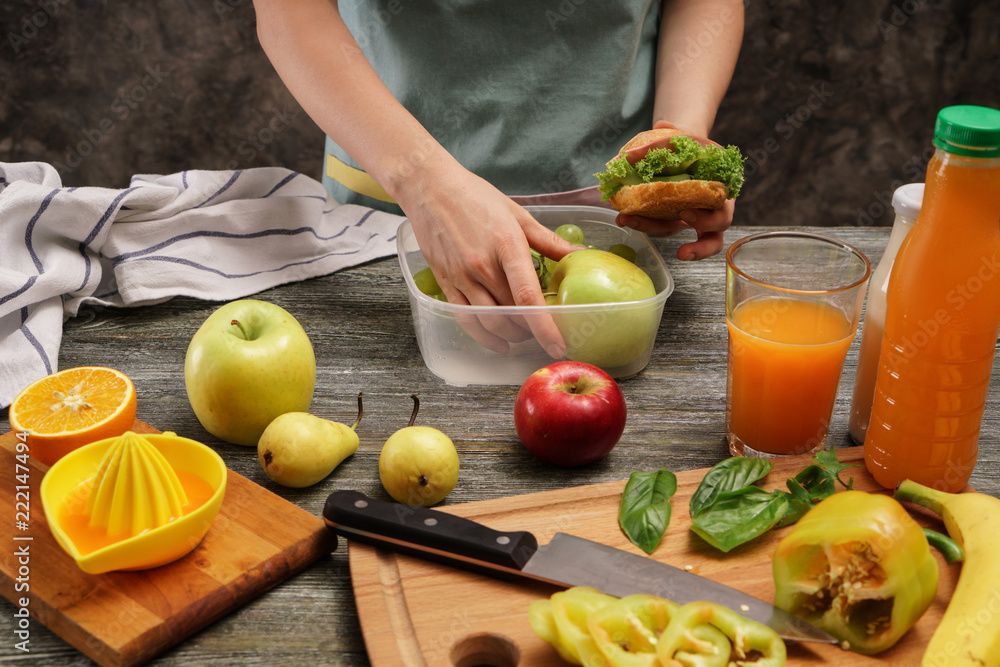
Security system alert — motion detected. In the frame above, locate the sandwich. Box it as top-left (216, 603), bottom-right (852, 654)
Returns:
top-left (595, 128), bottom-right (745, 219)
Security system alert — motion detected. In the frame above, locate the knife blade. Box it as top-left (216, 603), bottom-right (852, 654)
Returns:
top-left (323, 490), bottom-right (837, 645)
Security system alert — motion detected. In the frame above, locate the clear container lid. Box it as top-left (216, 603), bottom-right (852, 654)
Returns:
top-left (934, 105), bottom-right (1000, 158)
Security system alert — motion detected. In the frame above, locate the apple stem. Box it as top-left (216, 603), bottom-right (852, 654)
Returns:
top-left (230, 319), bottom-right (250, 340)
top-left (351, 392), bottom-right (364, 431)
top-left (408, 394), bottom-right (420, 427)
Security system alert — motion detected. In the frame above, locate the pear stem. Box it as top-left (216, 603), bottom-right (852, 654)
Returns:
top-left (407, 394), bottom-right (420, 427)
top-left (351, 392), bottom-right (364, 431)
top-left (230, 319), bottom-right (250, 340)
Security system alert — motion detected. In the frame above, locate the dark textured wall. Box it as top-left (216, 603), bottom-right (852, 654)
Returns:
top-left (2, 1), bottom-right (998, 228)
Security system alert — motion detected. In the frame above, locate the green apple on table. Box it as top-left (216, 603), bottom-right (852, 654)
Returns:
top-left (546, 249), bottom-right (658, 369)
top-left (185, 299), bottom-right (316, 447)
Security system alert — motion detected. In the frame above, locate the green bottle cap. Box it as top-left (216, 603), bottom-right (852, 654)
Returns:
top-left (934, 105), bottom-right (1000, 158)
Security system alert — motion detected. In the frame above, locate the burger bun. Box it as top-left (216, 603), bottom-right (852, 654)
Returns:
top-left (607, 128), bottom-right (729, 219)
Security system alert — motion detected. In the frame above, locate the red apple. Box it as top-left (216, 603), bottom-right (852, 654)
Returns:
top-left (514, 361), bottom-right (627, 466)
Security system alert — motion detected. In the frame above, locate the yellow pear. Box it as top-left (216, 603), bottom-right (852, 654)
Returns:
top-left (379, 395), bottom-right (459, 507)
top-left (258, 393), bottom-right (363, 488)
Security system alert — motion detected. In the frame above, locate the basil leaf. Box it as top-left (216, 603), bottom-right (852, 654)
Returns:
top-left (779, 449), bottom-right (858, 528)
top-left (792, 464), bottom-right (837, 501)
top-left (689, 457), bottom-right (774, 517)
top-left (619, 468), bottom-right (678, 555)
top-left (777, 479), bottom-right (816, 528)
top-left (690, 487), bottom-right (789, 553)
top-left (811, 447), bottom-right (858, 489)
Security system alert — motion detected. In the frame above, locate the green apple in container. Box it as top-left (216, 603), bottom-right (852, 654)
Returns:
top-left (546, 249), bottom-right (658, 369)
top-left (185, 299), bottom-right (316, 446)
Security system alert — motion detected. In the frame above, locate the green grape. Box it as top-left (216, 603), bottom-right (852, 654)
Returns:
top-left (413, 267), bottom-right (439, 294)
top-left (536, 256), bottom-right (558, 291)
top-left (554, 224), bottom-right (585, 245)
top-left (609, 243), bottom-right (638, 263)
top-left (414, 267), bottom-right (446, 300)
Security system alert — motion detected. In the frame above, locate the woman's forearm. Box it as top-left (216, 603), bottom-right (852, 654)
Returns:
top-left (252, 0), bottom-right (453, 200)
top-left (653, 0), bottom-right (744, 137)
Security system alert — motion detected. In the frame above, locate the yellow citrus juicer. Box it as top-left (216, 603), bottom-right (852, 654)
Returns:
top-left (41, 430), bottom-right (227, 574)
top-left (87, 431), bottom-right (190, 536)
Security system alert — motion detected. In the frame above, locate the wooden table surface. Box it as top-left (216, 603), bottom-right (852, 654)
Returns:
top-left (3, 225), bottom-right (999, 666)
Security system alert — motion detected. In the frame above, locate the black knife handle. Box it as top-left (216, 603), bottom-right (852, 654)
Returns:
top-left (323, 490), bottom-right (538, 570)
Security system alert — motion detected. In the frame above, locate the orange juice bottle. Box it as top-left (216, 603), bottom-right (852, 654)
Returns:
top-left (865, 105), bottom-right (1000, 492)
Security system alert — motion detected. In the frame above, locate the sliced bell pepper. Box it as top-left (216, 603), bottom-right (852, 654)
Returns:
top-left (587, 594), bottom-right (679, 667)
top-left (531, 586), bottom-right (617, 665)
top-left (655, 601), bottom-right (786, 667)
top-left (529, 598), bottom-right (579, 665)
top-left (772, 490), bottom-right (938, 654)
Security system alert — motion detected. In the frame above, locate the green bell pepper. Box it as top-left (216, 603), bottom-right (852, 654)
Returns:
top-left (772, 490), bottom-right (938, 654)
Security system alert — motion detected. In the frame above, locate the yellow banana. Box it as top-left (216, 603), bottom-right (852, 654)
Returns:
top-left (895, 479), bottom-right (1000, 667)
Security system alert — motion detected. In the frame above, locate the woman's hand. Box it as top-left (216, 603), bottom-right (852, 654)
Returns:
top-left (616, 201), bottom-right (732, 260)
top-left (395, 154), bottom-right (577, 357)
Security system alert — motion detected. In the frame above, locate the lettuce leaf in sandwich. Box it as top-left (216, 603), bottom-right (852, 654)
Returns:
top-left (595, 135), bottom-right (745, 202)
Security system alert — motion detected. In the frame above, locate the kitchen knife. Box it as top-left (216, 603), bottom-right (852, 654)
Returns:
top-left (323, 490), bottom-right (837, 645)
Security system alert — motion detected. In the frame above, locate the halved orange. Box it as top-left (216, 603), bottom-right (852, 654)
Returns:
top-left (9, 367), bottom-right (138, 466)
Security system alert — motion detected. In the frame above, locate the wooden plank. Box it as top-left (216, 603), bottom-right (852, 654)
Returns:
top-left (0, 421), bottom-right (337, 667)
top-left (347, 446), bottom-right (960, 666)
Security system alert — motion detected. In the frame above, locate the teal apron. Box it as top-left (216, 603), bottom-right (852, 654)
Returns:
top-left (324, 0), bottom-right (660, 213)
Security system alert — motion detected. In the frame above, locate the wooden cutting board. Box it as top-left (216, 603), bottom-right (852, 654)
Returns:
top-left (347, 446), bottom-right (961, 666)
top-left (0, 420), bottom-right (337, 667)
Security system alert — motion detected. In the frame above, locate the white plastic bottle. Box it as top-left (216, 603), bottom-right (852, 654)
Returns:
top-left (847, 183), bottom-right (924, 445)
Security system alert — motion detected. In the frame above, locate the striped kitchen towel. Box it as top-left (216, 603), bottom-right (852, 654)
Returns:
top-left (0, 161), bottom-right (403, 408)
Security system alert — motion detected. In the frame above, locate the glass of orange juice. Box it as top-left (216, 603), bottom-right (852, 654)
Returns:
top-left (725, 232), bottom-right (870, 457)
